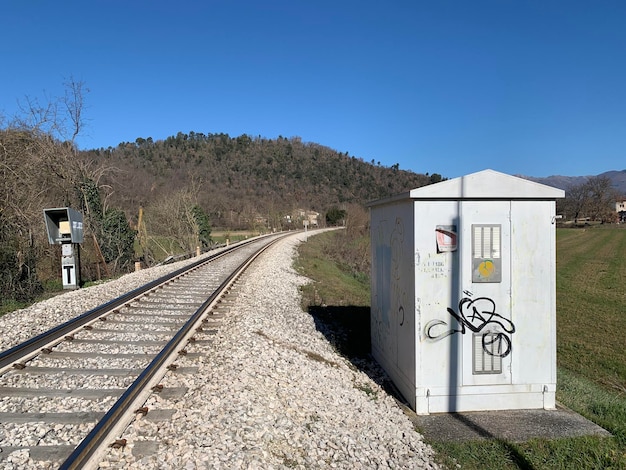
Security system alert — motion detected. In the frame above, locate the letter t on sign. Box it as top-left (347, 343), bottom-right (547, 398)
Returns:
top-left (63, 265), bottom-right (75, 286)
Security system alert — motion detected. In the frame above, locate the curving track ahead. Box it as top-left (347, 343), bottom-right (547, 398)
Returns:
top-left (0, 233), bottom-right (289, 469)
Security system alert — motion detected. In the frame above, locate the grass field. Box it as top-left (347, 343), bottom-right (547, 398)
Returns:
top-left (296, 228), bottom-right (626, 469)
top-left (555, 228), bottom-right (626, 392)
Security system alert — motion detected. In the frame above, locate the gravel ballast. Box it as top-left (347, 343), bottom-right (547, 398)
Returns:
top-left (0, 232), bottom-right (440, 469)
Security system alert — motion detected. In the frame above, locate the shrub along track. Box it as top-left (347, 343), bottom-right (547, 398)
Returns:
top-left (0, 233), bottom-right (289, 469)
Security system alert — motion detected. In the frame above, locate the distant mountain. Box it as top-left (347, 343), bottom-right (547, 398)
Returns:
top-left (519, 170), bottom-right (626, 196)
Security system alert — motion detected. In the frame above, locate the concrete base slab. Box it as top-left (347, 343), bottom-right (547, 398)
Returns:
top-left (410, 404), bottom-right (611, 443)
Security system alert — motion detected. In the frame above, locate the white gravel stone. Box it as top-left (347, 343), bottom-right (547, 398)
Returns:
top-left (0, 233), bottom-right (440, 468)
top-left (0, 250), bottom-right (228, 352)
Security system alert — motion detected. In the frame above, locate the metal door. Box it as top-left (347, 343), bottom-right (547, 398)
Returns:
top-left (458, 201), bottom-right (513, 386)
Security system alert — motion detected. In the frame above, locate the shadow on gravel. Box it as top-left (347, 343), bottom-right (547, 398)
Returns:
top-left (307, 305), bottom-right (409, 405)
top-left (307, 306), bottom-right (371, 358)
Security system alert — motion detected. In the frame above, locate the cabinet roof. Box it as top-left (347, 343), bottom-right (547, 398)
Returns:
top-left (369, 169), bottom-right (565, 206)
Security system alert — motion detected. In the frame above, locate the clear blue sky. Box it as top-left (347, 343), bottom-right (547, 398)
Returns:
top-left (2, 1), bottom-right (625, 179)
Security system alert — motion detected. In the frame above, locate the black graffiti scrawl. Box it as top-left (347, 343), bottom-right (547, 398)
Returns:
top-left (425, 293), bottom-right (515, 358)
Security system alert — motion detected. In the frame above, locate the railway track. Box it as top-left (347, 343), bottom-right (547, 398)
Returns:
top-left (0, 233), bottom-right (288, 469)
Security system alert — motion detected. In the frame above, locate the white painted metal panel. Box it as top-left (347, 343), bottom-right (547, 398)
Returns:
top-left (370, 200), bottom-right (416, 407)
top-left (415, 201), bottom-right (460, 396)
top-left (458, 201), bottom-right (513, 388)
top-left (510, 200), bottom-right (557, 397)
top-left (428, 390), bottom-right (546, 413)
top-left (370, 170), bottom-right (562, 414)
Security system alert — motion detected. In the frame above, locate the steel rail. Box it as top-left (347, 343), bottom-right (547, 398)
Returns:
top-left (0, 236), bottom-right (265, 373)
top-left (58, 234), bottom-right (286, 469)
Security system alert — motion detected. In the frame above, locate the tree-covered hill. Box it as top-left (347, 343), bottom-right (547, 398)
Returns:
top-left (83, 132), bottom-right (442, 228)
top-left (1, 124), bottom-right (442, 306)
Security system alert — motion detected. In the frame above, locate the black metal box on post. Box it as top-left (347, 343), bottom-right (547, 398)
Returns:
top-left (43, 207), bottom-right (84, 290)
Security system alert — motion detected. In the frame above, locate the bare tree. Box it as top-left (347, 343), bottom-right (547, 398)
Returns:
top-left (585, 176), bottom-right (618, 222)
top-left (61, 76), bottom-right (89, 144)
top-left (561, 181), bottom-right (588, 221)
top-left (144, 180), bottom-right (206, 258)
top-left (561, 176), bottom-right (618, 223)
top-left (11, 76), bottom-right (89, 146)
top-left (0, 79), bottom-right (128, 299)
top-left (13, 94), bottom-right (61, 138)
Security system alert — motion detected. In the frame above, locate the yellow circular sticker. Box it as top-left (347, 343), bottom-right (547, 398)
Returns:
top-left (478, 259), bottom-right (495, 278)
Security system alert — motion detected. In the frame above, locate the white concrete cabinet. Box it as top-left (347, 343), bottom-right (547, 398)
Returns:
top-left (369, 169), bottom-right (565, 414)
